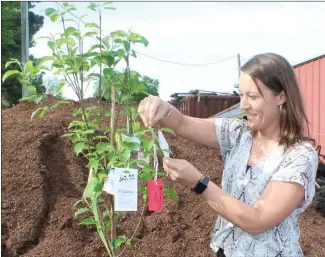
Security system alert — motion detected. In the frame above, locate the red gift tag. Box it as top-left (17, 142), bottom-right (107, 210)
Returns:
top-left (148, 179), bottom-right (164, 212)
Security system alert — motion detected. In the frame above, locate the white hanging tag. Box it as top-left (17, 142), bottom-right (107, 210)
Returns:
top-left (158, 130), bottom-right (170, 157)
top-left (114, 167), bottom-right (138, 212)
top-left (103, 168), bottom-right (117, 195)
top-left (153, 144), bottom-right (158, 182)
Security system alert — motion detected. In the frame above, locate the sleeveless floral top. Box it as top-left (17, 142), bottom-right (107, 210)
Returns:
top-left (210, 118), bottom-right (318, 257)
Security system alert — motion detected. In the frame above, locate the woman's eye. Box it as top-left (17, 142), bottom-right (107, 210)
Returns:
top-left (249, 95), bottom-right (256, 100)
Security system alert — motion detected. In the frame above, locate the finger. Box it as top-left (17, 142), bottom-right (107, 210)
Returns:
top-left (148, 99), bottom-right (159, 127)
top-left (169, 173), bottom-right (177, 181)
top-left (137, 97), bottom-right (147, 113)
top-left (140, 113), bottom-right (149, 127)
top-left (163, 157), bottom-right (184, 170)
top-left (144, 98), bottom-right (152, 125)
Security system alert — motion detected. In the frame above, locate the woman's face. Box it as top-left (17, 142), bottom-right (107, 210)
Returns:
top-left (239, 72), bottom-right (286, 132)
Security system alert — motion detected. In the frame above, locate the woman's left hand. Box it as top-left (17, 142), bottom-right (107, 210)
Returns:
top-left (163, 157), bottom-right (203, 187)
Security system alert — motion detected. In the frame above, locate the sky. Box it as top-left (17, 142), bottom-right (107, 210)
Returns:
top-left (29, 1), bottom-right (325, 101)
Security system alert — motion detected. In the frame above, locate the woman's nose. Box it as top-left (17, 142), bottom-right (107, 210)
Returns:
top-left (240, 98), bottom-right (250, 110)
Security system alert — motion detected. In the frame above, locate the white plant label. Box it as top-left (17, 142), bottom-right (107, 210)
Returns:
top-left (113, 167), bottom-right (138, 212)
top-left (103, 168), bottom-right (117, 195)
top-left (158, 130), bottom-right (170, 157)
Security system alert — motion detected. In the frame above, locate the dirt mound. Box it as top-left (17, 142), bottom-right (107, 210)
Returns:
top-left (2, 96), bottom-right (325, 257)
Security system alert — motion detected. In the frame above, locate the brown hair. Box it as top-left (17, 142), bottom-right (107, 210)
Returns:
top-left (241, 53), bottom-right (309, 150)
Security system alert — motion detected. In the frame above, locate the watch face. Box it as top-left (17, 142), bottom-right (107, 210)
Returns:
top-left (201, 176), bottom-right (209, 186)
top-left (194, 176), bottom-right (209, 194)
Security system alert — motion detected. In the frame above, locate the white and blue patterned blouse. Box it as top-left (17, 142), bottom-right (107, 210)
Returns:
top-left (210, 118), bottom-right (318, 257)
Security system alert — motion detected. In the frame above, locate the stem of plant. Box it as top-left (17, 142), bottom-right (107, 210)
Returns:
top-left (110, 85), bottom-right (116, 257)
top-left (98, 9), bottom-right (103, 131)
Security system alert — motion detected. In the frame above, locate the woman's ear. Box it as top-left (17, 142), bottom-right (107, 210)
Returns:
top-left (278, 90), bottom-right (286, 105)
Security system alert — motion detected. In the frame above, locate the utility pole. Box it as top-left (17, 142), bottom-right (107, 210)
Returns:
top-left (21, 1), bottom-right (29, 97)
top-left (237, 53), bottom-right (241, 79)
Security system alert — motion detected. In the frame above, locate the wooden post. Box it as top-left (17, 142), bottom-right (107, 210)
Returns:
top-left (21, 2), bottom-right (29, 97)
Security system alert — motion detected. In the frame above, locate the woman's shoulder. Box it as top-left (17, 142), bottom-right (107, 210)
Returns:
top-left (285, 140), bottom-right (318, 159)
top-left (280, 140), bottom-right (319, 169)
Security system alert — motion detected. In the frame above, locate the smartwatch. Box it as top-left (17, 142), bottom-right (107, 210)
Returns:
top-left (192, 176), bottom-right (209, 194)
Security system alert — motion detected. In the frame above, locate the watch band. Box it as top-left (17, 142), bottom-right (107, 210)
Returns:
top-left (193, 176), bottom-right (209, 194)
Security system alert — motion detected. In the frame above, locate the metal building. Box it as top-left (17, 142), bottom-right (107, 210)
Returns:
top-left (294, 54), bottom-right (325, 156)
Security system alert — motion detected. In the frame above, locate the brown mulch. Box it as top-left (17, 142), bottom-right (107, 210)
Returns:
top-left (1, 95), bottom-right (325, 257)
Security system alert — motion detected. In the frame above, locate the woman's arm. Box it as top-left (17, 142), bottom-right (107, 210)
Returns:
top-left (163, 150), bottom-right (317, 235)
top-left (138, 95), bottom-right (219, 149)
top-left (159, 104), bottom-right (219, 149)
top-left (201, 180), bottom-right (305, 234)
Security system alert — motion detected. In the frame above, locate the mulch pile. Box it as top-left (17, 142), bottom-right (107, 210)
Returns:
top-left (2, 96), bottom-right (325, 257)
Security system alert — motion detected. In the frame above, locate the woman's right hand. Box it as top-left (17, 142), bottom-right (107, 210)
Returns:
top-left (137, 95), bottom-right (171, 127)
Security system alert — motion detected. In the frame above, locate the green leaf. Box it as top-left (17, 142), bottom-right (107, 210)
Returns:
top-left (130, 50), bottom-right (137, 58)
top-left (88, 44), bottom-right (104, 53)
top-left (88, 3), bottom-right (97, 11)
top-left (164, 188), bottom-right (179, 201)
top-left (139, 173), bottom-right (153, 182)
top-left (74, 207), bottom-right (91, 217)
top-left (84, 177), bottom-right (101, 198)
top-left (138, 36), bottom-right (149, 47)
top-left (47, 41), bottom-right (56, 51)
top-left (31, 108), bottom-right (43, 120)
top-left (50, 13), bottom-right (59, 22)
top-left (96, 142), bottom-right (114, 152)
top-left (103, 2), bottom-right (113, 6)
top-left (25, 60), bottom-right (38, 76)
top-left (85, 22), bottom-right (100, 30)
top-left (73, 199), bottom-right (83, 207)
top-left (85, 31), bottom-right (97, 37)
top-left (114, 38), bottom-right (123, 45)
top-left (80, 129), bottom-right (95, 135)
top-left (123, 41), bottom-right (130, 52)
top-left (117, 49), bottom-right (125, 58)
top-left (27, 86), bottom-right (37, 95)
top-left (143, 139), bottom-right (155, 151)
top-left (104, 7), bottom-right (116, 10)
top-left (139, 188), bottom-right (148, 200)
top-left (104, 55), bottom-right (115, 67)
top-left (45, 8), bottom-right (56, 16)
top-left (5, 60), bottom-right (20, 69)
top-left (2, 70), bottom-right (21, 82)
top-left (88, 159), bottom-right (99, 173)
top-left (65, 27), bottom-right (77, 36)
top-left (91, 195), bottom-right (110, 253)
top-left (79, 217), bottom-right (96, 225)
top-left (137, 159), bottom-right (150, 168)
top-left (123, 142), bottom-right (140, 151)
top-left (55, 83), bottom-right (66, 95)
top-left (119, 150), bottom-right (131, 164)
top-left (114, 236), bottom-right (126, 248)
top-left (91, 56), bottom-right (101, 67)
top-left (39, 106), bottom-right (48, 118)
top-left (74, 142), bottom-right (86, 156)
top-left (37, 56), bottom-right (55, 66)
top-left (68, 120), bottom-right (86, 129)
top-left (160, 128), bottom-right (175, 135)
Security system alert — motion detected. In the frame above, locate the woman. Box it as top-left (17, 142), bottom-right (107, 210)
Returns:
top-left (137, 53), bottom-right (318, 257)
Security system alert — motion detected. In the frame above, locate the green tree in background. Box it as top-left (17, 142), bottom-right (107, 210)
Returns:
top-left (95, 70), bottom-right (159, 104)
top-left (1, 2), bottom-right (45, 106)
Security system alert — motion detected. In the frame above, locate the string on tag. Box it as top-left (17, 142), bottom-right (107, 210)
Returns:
top-left (153, 144), bottom-right (158, 183)
top-left (126, 114), bottom-right (130, 134)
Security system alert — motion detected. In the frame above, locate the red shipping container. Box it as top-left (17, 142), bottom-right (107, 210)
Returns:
top-left (294, 54), bottom-right (325, 156)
